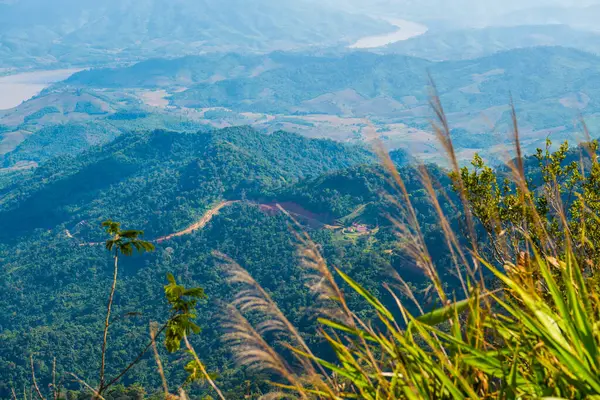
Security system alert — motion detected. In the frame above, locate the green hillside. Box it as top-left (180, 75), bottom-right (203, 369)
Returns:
top-left (0, 127), bottom-right (373, 239)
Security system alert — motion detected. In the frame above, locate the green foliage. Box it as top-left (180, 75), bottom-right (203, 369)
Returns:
top-left (102, 220), bottom-right (155, 256)
top-left (455, 138), bottom-right (600, 264)
top-left (164, 273), bottom-right (206, 353)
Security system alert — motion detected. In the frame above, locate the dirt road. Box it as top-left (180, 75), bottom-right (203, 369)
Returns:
top-left (155, 201), bottom-right (237, 243)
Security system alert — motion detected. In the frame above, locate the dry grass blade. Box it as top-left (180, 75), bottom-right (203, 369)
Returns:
top-left (30, 355), bottom-right (45, 400)
top-left (68, 373), bottom-right (105, 400)
top-left (183, 335), bottom-right (226, 400)
top-left (150, 322), bottom-right (170, 399)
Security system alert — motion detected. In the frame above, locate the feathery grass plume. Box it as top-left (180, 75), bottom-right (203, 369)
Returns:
top-left (214, 250), bottom-right (335, 394)
top-left (278, 204), bottom-right (354, 326)
top-left (373, 140), bottom-right (449, 305)
top-left (415, 163), bottom-right (470, 297)
top-left (428, 79), bottom-right (479, 260)
top-left (220, 303), bottom-right (309, 398)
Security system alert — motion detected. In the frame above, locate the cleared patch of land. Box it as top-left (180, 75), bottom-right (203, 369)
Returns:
top-left (138, 89), bottom-right (170, 108)
top-left (156, 201), bottom-right (237, 242)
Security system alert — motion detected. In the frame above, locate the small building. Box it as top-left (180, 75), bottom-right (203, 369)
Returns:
top-left (352, 222), bottom-right (368, 233)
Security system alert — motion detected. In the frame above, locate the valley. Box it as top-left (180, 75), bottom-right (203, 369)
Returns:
top-left (3, 46), bottom-right (598, 170)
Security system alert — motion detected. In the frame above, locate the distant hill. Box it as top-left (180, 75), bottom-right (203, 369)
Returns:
top-left (11, 46), bottom-right (600, 165)
top-left (65, 53), bottom-right (290, 88)
top-left (497, 4), bottom-right (600, 32)
top-left (0, 0), bottom-right (394, 69)
top-left (71, 47), bottom-right (600, 118)
top-left (0, 127), bottom-right (374, 238)
top-left (382, 25), bottom-right (600, 60)
top-left (312, 0), bottom-right (598, 27)
top-left (149, 47), bottom-right (600, 149)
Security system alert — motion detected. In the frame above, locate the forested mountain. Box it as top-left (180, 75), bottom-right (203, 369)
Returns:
top-left (0, 0), bottom-right (394, 69)
top-left (5, 0), bottom-right (600, 398)
top-left (0, 127), bottom-right (373, 239)
top-left (0, 127), bottom-right (456, 397)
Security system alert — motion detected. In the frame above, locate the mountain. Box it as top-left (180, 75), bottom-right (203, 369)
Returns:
top-left (72, 46), bottom-right (600, 120)
top-left (0, 127), bottom-right (374, 239)
top-left (10, 46), bottom-right (599, 165)
top-left (79, 47), bottom-right (600, 155)
top-left (64, 53), bottom-right (289, 88)
top-left (0, 125), bottom-right (462, 397)
top-left (497, 4), bottom-right (600, 32)
top-left (382, 25), bottom-right (600, 60)
top-left (313, 0), bottom-right (600, 28)
top-left (0, 0), bottom-right (394, 69)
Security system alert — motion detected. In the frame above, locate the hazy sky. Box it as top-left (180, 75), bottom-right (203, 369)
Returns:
top-left (318, 0), bottom-right (600, 27)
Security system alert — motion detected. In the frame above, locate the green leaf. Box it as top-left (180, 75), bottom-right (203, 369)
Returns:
top-left (335, 267), bottom-right (394, 321)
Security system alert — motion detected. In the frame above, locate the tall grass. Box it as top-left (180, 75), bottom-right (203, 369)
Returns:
top-left (219, 96), bottom-right (600, 399)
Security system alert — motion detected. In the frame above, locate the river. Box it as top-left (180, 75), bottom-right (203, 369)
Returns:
top-left (0, 69), bottom-right (82, 110)
top-left (349, 18), bottom-right (428, 49)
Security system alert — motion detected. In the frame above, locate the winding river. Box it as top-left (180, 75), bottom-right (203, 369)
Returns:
top-left (349, 18), bottom-right (428, 49)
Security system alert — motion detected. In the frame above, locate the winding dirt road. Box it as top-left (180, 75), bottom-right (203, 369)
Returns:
top-left (155, 200), bottom-right (237, 243)
top-left (71, 200), bottom-right (334, 247)
top-left (72, 200), bottom-right (238, 246)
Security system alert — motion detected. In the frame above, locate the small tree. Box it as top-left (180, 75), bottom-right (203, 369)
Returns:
top-left (99, 220), bottom-right (155, 395)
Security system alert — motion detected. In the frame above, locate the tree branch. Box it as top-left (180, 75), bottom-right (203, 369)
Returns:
top-left (103, 321), bottom-right (169, 390)
top-left (99, 250), bottom-right (119, 393)
top-left (150, 322), bottom-right (170, 399)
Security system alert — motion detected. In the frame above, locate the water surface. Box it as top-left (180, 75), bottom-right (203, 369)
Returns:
top-left (349, 18), bottom-right (428, 49)
top-left (0, 69), bottom-right (81, 110)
